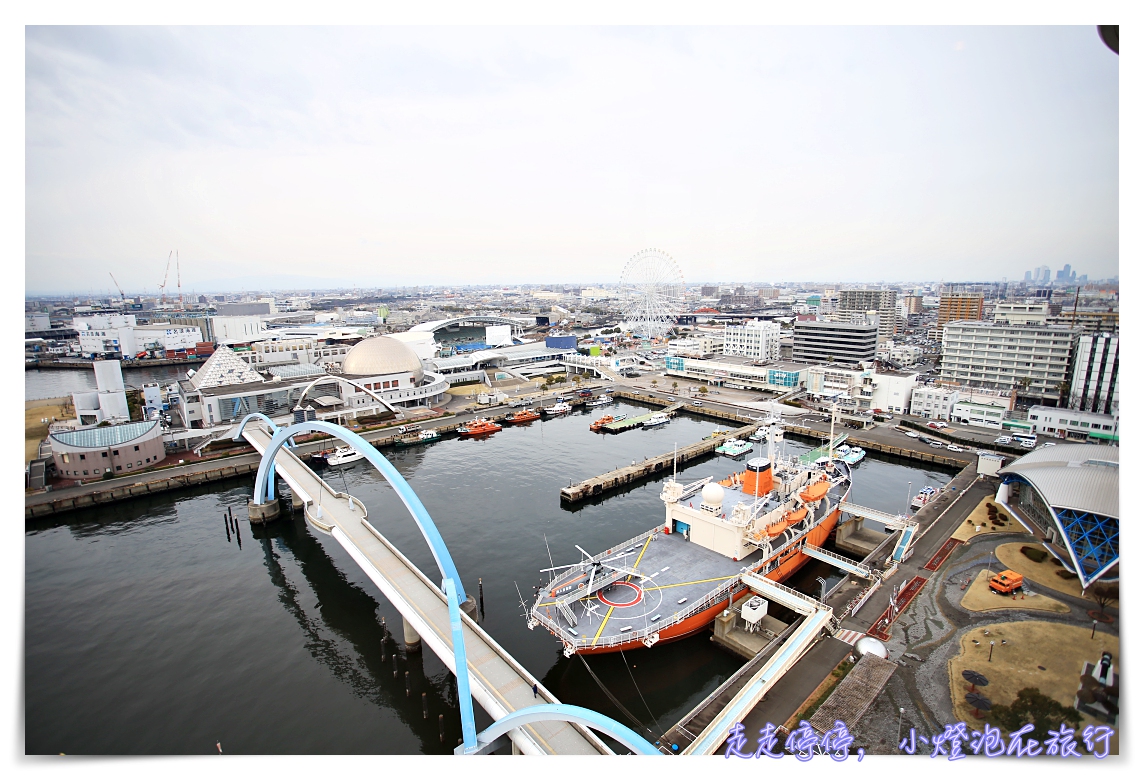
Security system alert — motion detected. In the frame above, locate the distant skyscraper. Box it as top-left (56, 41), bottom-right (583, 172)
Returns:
top-left (1024, 270), bottom-right (1032, 282)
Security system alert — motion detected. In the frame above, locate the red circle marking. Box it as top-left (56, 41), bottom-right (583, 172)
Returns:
top-left (598, 582), bottom-right (643, 608)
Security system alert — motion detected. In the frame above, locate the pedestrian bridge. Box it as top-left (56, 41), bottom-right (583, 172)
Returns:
top-left (235, 414), bottom-right (660, 756)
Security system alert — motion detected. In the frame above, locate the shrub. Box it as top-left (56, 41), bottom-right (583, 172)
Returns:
top-left (1056, 570), bottom-right (1078, 580)
top-left (1021, 546), bottom-right (1048, 563)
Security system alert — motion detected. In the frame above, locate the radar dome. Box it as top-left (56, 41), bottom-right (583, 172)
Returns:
top-left (342, 336), bottom-right (424, 382)
top-left (701, 482), bottom-right (725, 507)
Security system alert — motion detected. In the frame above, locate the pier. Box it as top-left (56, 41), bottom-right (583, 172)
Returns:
top-left (602, 400), bottom-right (685, 431)
top-left (559, 420), bottom-right (764, 503)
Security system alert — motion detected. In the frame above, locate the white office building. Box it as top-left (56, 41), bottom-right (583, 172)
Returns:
top-left (1026, 406), bottom-right (1119, 444)
top-left (910, 386), bottom-right (960, 420)
top-left (940, 321), bottom-right (1079, 407)
top-left (993, 301), bottom-right (1049, 326)
top-left (950, 399), bottom-right (1009, 430)
top-left (722, 319), bottom-right (781, 361)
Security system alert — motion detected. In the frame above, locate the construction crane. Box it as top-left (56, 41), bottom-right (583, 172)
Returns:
top-left (108, 272), bottom-right (126, 304)
top-left (159, 251), bottom-right (173, 304)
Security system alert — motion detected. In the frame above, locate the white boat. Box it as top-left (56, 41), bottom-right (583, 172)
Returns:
top-left (715, 438), bottom-right (753, 457)
top-left (585, 396), bottom-right (614, 408)
top-left (841, 447), bottom-right (866, 465)
top-left (542, 401), bottom-right (573, 416)
top-left (642, 412), bottom-right (670, 428)
top-left (836, 444), bottom-right (852, 455)
top-left (911, 485), bottom-right (937, 509)
top-left (326, 446), bottom-right (365, 466)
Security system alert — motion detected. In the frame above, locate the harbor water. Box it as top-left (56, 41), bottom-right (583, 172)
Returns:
top-left (24, 365), bottom-right (189, 401)
top-left (25, 400), bottom-right (955, 754)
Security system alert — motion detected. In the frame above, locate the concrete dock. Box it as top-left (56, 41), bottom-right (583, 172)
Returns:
top-left (558, 421), bottom-right (763, 503)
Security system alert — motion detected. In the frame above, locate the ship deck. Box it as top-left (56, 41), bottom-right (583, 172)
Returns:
top-left (537, 530), bottom-right (766, 648)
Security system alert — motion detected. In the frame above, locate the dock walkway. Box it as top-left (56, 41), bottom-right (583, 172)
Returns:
top-left (242, 424), bottom-right (610, 756)
top-left (559, 421), bottom-right (763, 503)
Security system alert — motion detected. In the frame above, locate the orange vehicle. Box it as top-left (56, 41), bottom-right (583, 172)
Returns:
top-left (504, 408), bottom-right (540, 424)
top-left (989, 570), bottom-right (1024, 594)
top-left (457, 418), bottom-right (502, 437)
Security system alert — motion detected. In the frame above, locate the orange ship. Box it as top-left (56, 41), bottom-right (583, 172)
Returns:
top-left (457, 418), bottom-right (502, 437)
top-left (589, 413), bottom-right (626, 432)
top-left (504, 409), bottom-right (540, 424)
top-left (528, 425), bottom-right (853, 655)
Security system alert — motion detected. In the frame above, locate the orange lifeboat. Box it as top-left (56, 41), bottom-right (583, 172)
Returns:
top-left (800, 478), bottom-right (831, 503)
top-left (764, 519), bottom-right (789, 537)
top-left (458, 418), bottom-right (502, 437)
top-left (590, 415), bottom-right (615, 432)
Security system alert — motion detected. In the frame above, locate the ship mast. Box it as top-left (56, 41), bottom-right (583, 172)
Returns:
top-left (829, 401), bottom-right (837, 459)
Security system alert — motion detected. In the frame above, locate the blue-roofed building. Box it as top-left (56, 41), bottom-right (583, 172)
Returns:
top-left (995, 443), bottom-right (1119, 589)
top-left (49, 420), bottom-right (165, 480)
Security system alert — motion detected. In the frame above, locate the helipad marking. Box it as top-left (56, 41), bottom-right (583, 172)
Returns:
top-left (598, 581), bottom-right (643, 608)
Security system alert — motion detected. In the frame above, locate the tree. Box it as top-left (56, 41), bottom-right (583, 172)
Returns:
top-left (699, 386), bottom-right (708, 395)
top-left (987, 688), bottom-right (1081, 742)
top-left (651, 379), bottom-right (658, 387)
top-left (672, 381), bottom-right (679, 392)
top-left (572, 374), bottom-right (583, 387)
top-left (1090, 583), bottom-right (1119, 617)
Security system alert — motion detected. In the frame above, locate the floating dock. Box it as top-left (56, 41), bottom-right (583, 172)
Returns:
top-left (602, 401), bottom-right (685, 431)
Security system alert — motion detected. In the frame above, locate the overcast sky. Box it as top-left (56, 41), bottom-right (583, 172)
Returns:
top-left (25, 25), bottom-right (1118, 295)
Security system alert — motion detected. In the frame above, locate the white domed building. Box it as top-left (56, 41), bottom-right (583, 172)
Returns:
top-left (335, 335), bottom-right (449, 412)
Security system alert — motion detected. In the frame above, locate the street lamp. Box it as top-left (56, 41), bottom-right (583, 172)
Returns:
top-left (897, 707), bottom-right (905, 746)
top-left (1091, 619), bottom-right (1098, 639)
top-left (906, 482), bottom-right (912, 513)
top-left (988, 640), bottom-right (995, 662)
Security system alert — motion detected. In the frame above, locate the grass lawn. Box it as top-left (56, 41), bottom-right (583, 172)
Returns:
top-left (959, 569), bottom-right (1069, 614)
top-left (948, 620), bottom-right (1118, 750)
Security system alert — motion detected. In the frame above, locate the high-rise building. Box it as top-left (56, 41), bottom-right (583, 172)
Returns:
top-left (792, 320), bottom-right (878, 364)
top-left (700, 285), bottom-right (719, 298)
top-left (836, 289), bottom-right (897, 342)
top-left (1069, 333), bottom-right (1118, 415)
top-left (940, 321), bottom-right (1079, 407)
top-left (935, 291), bottom-right (984, 340)
top-left (722, 319), bottom-right (781, 361)
top-left (993, 301), bottom-right (1049, 326)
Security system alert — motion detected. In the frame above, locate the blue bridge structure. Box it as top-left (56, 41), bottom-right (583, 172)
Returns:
top-left (234, 414), bottom-right (661, 756)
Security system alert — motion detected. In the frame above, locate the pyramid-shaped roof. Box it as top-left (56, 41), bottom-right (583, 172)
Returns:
top-left (189, 345), bottom-right (265, 389)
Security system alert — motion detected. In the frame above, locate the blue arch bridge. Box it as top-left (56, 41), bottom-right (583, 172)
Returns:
top-left (234, 414), bottom-right (662, 756)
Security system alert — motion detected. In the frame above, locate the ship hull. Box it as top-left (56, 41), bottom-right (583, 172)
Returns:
top-left (569, 504), bottom-right (843, 655)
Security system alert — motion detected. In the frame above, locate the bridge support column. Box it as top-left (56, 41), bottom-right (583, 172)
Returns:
top-left (403, 616), bottom-right (422, 653)
top-left (460, 595), bottom-right (478, 623)
top-left (247, 498), bottom-right (281, 524)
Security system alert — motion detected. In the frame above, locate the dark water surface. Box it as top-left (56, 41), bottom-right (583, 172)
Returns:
top-left (25, 402), bottom-right (954, 754)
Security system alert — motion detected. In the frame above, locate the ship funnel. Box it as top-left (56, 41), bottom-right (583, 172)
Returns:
top-left (742, 457), bottom-right (773, 497)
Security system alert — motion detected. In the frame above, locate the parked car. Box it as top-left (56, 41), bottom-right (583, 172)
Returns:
top-left (1019, 439), bottom-right (1037, 449)
top-left (928, 440), bottom-right (945, 448)
top-left (904, 431), bottom-right (919, 438)
top-left (947, 444), bottom-right (963, 452)
top-left (927, 422), bottom-right (942, 429)
top-left (692, 400), bottom-right (704, 406)
top-left (994, 436), bottom-right (1012, 445)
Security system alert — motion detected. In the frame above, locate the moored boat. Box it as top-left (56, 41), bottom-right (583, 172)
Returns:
top-left (528, 422), bottom-right (853, 656)
top-left (585, 396), bottom-right (614, 408)
top-left (326, 446), bottom-right (365, 466)
top-left (542, 401), bottom-right (572, 416)
top-left (911, 485), bottom-right (937, 509)
top-left (641, 412), bottom-right (670, 428)
top-left (394, 429), bottom-right (442, 448)
top-left (715, 438), bottom-right (753, 457)
top-left (705, 429), bottom-right (731, 440)
top-left (457, 418), bottom-right (502, 437)
top-left (841, 447), bottom-right (866, 465)
top-left (504, 408), bottom-right (541, 424)
top-left (590, 413), bottom-right (627, 432)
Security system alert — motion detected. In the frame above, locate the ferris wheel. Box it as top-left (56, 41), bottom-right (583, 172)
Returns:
top-left (618, 248), bottom-right (685, 339)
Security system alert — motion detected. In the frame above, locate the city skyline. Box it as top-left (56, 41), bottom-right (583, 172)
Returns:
top-left (26, 26), bottom-right (1119, 294)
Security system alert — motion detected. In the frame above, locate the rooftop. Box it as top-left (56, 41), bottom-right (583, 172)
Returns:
top-left (51, 420), bottom-right (160, 449)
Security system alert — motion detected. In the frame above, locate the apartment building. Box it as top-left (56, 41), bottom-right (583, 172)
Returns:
top-left (940, 321), bottom-right (1079, 407)
top-left (722, 319), bottom-right (781, 361)
top-left (792, 320), bottom-right (877, 364)
top-left (1069, 333), bottom-right (1118, 415)
top-left (836, 289), bottom-right (897, 342)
